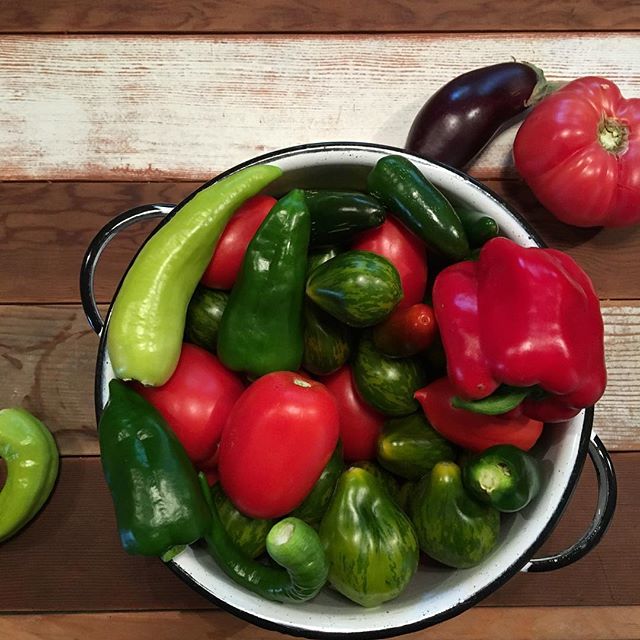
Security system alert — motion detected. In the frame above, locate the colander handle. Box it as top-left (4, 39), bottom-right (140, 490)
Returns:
top-left (521, 432), bottom-right (617, 572)
top-left (79, 203), bottom-right (175, 335)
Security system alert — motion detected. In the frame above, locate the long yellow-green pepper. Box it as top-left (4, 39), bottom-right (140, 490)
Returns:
top-left (106, 165), bottom-right (282, 386)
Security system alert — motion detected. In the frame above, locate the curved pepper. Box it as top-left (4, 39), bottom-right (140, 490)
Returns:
top-left (0, 408), bottom-right (59, 543)
top-left (433, 237), bottom-right (606, 422)
top-left (217, 189), bottom-right (311, 378)
top-left (99, 380), bottom-right (211, 556)
top-left (107, 164), bottom-right (282, 386)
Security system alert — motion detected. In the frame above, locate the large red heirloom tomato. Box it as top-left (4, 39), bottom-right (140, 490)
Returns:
top-left (514, 76), bottom-right (640, 228)
top-left (218, 371), bottom-right (340, 519)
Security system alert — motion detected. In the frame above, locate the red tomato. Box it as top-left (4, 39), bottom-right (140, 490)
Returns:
top-left (372, 303), bottom-right (437, 357)
top-left (136, 343), bottom-right (244, 465)
top-left (323, 365), bottom-right (385, 462)
top-left (514, 76), bottom-right (640, 227)
top-left (352, 216), bottom-right (427, 308)
top-left (414, 377), bottom-right (543, 452)
top-left (201, 194), bottom-right (277, 289)
top-left (218, 371), bottom-right (340, 519)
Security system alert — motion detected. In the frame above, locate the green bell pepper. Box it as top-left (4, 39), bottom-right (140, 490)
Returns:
top-left (217, 189), bottom-right (311, 378)
top-left (98, 379), bottom-right (211, 556)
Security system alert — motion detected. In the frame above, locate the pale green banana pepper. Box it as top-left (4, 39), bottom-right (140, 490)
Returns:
top-left (106, 165), bottom-right (282, 386)
top-left (0, 408), bottom-right (59, 543)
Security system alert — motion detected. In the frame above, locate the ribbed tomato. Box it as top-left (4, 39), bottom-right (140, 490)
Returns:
top-left (514, 76), bottom-right (640, 227)
top-left (218, 371), bottom-right (340, 519)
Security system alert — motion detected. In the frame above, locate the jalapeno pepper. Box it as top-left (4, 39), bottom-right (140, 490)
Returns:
top-left (107, 164), bottom-right (282, 386)
top-left (98, 379), bottom-right (211, 556)
top-left (0, 408), bottom-right (59, 543)
top-left (367, 155), bottom-right (469, 260)
top-left (217, 189), bottom-right (311, 378)
top-left (462, 444), bottom-right (541, 512)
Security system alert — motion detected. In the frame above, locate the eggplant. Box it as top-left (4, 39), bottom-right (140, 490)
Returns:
top-left (406, 62), bottom-right (556, 169)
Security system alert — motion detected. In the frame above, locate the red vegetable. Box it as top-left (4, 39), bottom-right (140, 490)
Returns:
top-left (323, 365), bottom-right (385, 462)
top-left (201, 194), bottom-right (277, 289)
top-left (372, 303), bottom-right (437, 358)
top-left (433, 237), bottom-right (606, 422)
top-left (352, 216), bottom-right (427, 309)
top-left (514, 76), bottom-right (640, 228)
top-left (218, 371), bottom-right (340, 519)
top-left (135, 343), bottom-right (244, 465)
top-left (415, 377), bottom-right (544, 452)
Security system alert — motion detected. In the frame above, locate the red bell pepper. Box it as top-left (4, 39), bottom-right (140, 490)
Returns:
top-left (433, 237), bottom-right (606, 422)
top-left (415, 377), bottom-right (544, 451)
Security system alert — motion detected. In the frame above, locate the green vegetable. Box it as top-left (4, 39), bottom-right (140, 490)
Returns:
top-left (350, 460), bottom-right (402, 505)
top-left (107, 164), bottom-right (282, 386)
top-left (319, 467), bottom-right (418, 607)
top-left (377, 413), bottom-right (456, 480)
top-left (306, 250), bottom-right (402, 328)
top-left (98, 380), bottom-right (211, 556)
top-left (291, 444), bottom-right (344, 527)
top-left (217, 189), bottom-right (311, 378)
top-left (353, 334), bottom-right (428, 416)
top-left (411, 461), bottom-right (500, 568)
top-left (304, 190), bottom-right (386, 247)
top-left (199, 474), bottom-right (328, 603)
top-left (211, 483), bottom-right (273, 558)
top-left (462, 444), bottom-right (541, 512)
top-left (302, 301), bottom-right (352, 376)
top-left (307, 247), bottom-right (340, 278)
top-left (367, 155), bottom-right (469, 260)
top-left (455, 206), bottom-right (500, 248)
top-left (0, 408), bottom-right (59, 543)
top-left (185, 286), bottom-right (229, 352)
top-left (451, 385), bottom-right (531, 415)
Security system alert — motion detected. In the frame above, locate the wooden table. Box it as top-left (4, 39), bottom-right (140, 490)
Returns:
top-left (0, 3), bottom-right (639, 639)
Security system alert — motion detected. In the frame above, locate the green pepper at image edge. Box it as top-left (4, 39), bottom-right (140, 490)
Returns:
top-left (98, 380), bottom-right (211, 557)
top-left (0, 408), bottom-right (59, 543)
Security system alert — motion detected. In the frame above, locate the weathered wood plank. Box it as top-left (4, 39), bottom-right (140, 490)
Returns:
top-left (0, 34), bottom-right (637, 181)
top-left (0, 0), bottom-right (637, 34)
top-left (2, 180), bottom-right (640, 305)
top-left (2, 607), bottom-right (640, 640)
top-left (0, 454), bottom-right (636, 611)
top-left (0, 303), bottom-right (638, 455)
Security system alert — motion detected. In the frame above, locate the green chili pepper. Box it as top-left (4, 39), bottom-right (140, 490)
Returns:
top-left (107, 164), bottom-right (282, 386)
top-left (462, 444), bottom-right (541, 512)
top-left (199, 474), bottom-right (328, 603)
top-left (217, 189), bottom-right (311, 378)
top-left (98, 380), bottom-right (211, 556)
top-left (304, 190), bottom-right (386, 247)
top-left (0, 408), bottom-right (59, 543)
top-left (367, 155), bottom-right (469, 260)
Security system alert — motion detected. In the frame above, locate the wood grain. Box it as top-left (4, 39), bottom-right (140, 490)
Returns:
top-left (0, 453), bottom-right (636, 612)
top-left (1, 0), bottom-right (637, 33)
top-left (0, 302), bottom-right (638, 455)
top-left (0, 34), bottom-right (638, 181)
top-left (2, 180), bottom-right (640, 305)
top-left (2, 607), bottom-right (640, 640)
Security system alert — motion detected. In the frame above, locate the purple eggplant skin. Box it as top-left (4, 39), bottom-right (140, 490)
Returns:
top-left (406, 62), bottom-right (552, 169)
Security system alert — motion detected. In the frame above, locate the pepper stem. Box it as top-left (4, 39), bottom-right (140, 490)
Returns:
top-left (598, 117), bottom-right (629, 155)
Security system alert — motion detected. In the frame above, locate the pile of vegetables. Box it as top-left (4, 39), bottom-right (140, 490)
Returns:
top-left (98, 150), bottom-right (607, 609)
